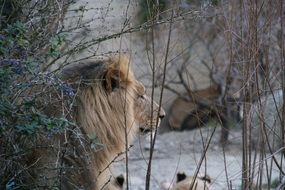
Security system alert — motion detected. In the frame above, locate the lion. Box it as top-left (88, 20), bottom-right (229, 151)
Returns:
top-left (167, 84), bottom-right (221, 131)
top-left (167, 84), bottom-right (241, 144)
top-left (18, 55), bottom-right (165, 190)
top-left (160, 172), bottom-right (211, 190)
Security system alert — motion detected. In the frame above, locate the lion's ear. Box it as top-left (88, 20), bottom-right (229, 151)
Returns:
top-left (104, 58), bottom-right (133, 92)
top-left (103, 69), bottom-right (123, 91)
top-left (115, 174), bottom-right (125, 188)
top-left (177, 172), bottom-right (187, 182)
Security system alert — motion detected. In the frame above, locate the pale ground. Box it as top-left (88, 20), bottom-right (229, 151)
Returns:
top-left (113, 125), bottom-right (282, 190)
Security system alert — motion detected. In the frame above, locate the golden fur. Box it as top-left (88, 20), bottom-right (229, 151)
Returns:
top-left (24, 55), bottom-right (165, 189)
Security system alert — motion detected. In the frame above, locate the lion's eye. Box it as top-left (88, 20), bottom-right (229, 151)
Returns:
top-left (139, 95), bottom-right (145, 99)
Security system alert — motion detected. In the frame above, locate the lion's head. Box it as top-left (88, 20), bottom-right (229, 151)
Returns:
top-left (61, 55), bottom-right (165, 151)
top-left (60, 55), bottom-right (165, 189)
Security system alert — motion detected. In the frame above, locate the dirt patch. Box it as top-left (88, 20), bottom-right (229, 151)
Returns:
top-left (113, 125), bottom-right (282, 190)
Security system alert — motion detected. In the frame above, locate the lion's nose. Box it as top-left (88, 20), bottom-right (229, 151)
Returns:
top-left (159, 108), bottom-right (166, 119)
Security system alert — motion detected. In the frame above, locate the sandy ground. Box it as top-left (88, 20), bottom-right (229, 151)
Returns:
top-left (113, 126), bottom-right (282, 190)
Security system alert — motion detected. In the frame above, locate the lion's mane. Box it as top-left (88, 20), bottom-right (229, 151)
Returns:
top-left (61, 55), bottom-right (139, 189)
top-left (15, 56), bottom-right (142, 190)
